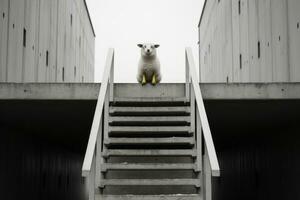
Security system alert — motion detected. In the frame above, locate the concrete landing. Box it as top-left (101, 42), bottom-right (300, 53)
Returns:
top-left (0, 83), bottom-right (300, 100)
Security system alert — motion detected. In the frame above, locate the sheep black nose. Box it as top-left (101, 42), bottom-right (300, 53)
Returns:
top-left (147, 49), bottom-right (150, 53)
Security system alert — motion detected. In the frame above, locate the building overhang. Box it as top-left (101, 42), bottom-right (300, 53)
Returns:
top-left (1, 83), bottom-right (300, 100)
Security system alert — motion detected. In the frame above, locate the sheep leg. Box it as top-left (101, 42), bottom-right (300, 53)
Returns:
top-left (151, 74), bottom-right (157, 85)
top-left (142, 74), bottom-right (147, 85)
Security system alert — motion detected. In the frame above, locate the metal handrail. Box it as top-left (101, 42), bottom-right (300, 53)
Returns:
top-left (82, 48), bottom-right (114, 177)
top-left (185, 47), bottom-right (220, 177)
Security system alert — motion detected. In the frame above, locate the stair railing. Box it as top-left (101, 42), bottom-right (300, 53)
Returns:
top-left (82, 48), bottom-right (114, 199)
top-left (185, 47), bottom-right (220, 199)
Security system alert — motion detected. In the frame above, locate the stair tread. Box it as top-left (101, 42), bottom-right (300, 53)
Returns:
top-left (109, 126), bottom-right (191, 133)
top-left (104, 138), bottom-right (195, 146)
top-left (114, 97), bottom-right (187, 101)
top-left (113, 97), bottom-right (188, 104)
top-left (109, 116), bottom-right (190, 123)
top-left (100, 179), bottom-right (201, 187)
top-left (101, 163), bottom-right (196, 171)
top-left (103, 149), bottom-right (196, 157)
top-left (110, 107), bottom-right (190, 116)
top-left (96, 194), bottom-right (201, 200)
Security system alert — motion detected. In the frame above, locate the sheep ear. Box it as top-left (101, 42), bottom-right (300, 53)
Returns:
top-left (137, 44), bottom-right (143, 48)
top-left (154, 44), bottom-right (160, 48)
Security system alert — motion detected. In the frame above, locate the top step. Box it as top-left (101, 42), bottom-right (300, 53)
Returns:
top-left (111, 97), bottom-right (189, 106)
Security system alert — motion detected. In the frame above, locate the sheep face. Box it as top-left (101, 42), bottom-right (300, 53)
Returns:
top-left (137, 43), bottom-right (160, 57)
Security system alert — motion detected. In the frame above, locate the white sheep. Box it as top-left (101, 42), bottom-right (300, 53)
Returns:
top-left (137, 43), bottom-right (161, 85)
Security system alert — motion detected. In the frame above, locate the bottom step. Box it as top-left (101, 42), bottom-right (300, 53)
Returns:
top-left (96, 194), bottom-right (201, 200)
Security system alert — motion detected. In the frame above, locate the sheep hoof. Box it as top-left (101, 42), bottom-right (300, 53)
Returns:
top-left (142, 75), bottom-right (147, 85)
top-left (152, 75), bottom-right (157, 85)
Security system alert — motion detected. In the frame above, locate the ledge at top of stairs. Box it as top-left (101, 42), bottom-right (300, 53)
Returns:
top-left (1, 83), bottom-right (299, 100)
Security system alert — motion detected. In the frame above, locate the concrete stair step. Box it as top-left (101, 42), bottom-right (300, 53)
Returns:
top-left (101, 163), bottom-right (196, 172)
top-left (109, 126), bottom-right (191, 137)
top-left (109, 116), bottom-right (190, 126)
top-left (96, 194), bottom-right (201, 200)
top-left (109, 106), bottom-right (190, 116)
top-left (104, 138), bottom-right (195, 147)
top-left (112, 97), bottom-right (189, 106)
top-left (99, 179), bottom-right (201, 188)
top-left (103, 150), bottom-right (196, 158)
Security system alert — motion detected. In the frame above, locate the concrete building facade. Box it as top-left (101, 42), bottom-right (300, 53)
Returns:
top-left (0, 0), bottom-right (95, 83)
top-left (198, 0), bottom-right (300, 83)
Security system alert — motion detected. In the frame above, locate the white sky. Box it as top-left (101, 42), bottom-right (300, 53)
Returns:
top-left (85, 0), bottom-right (204, 83)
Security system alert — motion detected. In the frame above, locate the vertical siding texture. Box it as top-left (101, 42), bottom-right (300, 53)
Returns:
top-left (199, 0), bottom-right (300, 83)
top-left (0, 0), bottom-right (95, 83)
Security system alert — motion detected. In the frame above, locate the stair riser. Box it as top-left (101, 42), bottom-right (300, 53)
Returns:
top-left (109, 107), bottom-right (190, 117)
top-left (109, 122), bottom-right (190, 126)
top-left (98, 185), bottom-right (198, 195)
top-left (110, 113), bottom-right (190, 117)
top-left (100, 179), bottom-right (201, 187)
top-left (101, 164), bottom-right (196, 172)
top-left (108, 157), bottom-right (194, 163)
top-left (104, 138), bottom-right (195, 148)
top-left (103, 150), bottom-right (196, 158)
top-left (109, 126), bottom-right (191, 132)
top-left (104, 170), bottom-right (197, 179)
top-left (109, 132), bottom-right (193, 138)
top-left (110, 99), bottom-right (190, 107)
top-left (95, 195), bottom-right (201, 200)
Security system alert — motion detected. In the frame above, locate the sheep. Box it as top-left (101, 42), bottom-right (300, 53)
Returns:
top-left (137, 43), bottom-right (162, 85)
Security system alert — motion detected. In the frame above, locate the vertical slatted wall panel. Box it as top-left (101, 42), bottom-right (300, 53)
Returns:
top-left (271, 0), bottom-right (289, 82)
top-left (23, 0), bottom-right (38, 82)
top-left (232, 0), bottom-right (241, 82)
top-left (248, 0), bottom-right (260, 82)
top-left (7, 0), bottom-right (25, 82)
top-left (288, 0), bottom-right (300, 81)
top-left (0, 0), bottom-right (9, 82)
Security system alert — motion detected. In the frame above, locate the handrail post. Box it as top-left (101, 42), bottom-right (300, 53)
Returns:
top-left (88, 157), bottom-right (95, 200)
top-left (104, 88), bottom-right (110, 142)
top-left (185, 51), bottom-right (190, 102)
top-left (195, 104), bottom-right (202, 172)
top-left (109, 53), bottom-right (114, 103)
top-left (95, 116), bottom-right (104, 192)
top-left (203, 144), bottom-right (212, 200)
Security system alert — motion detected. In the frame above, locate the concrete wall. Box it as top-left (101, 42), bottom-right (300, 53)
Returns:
top-left (1, 94), bottom-right (300, 199)
top-left (199, 0), bottom-right (300, 83)
top-left (0, 0), bottom-right (95, 83)
top-left (0, 100), bottom-right (95, 200)
top-left (206, 99), bottom-right (300, 200)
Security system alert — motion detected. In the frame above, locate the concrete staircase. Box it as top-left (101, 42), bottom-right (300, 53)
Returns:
top-left (82, 48), bottom-right (219, 200)
top-left (98, 97), bottom-right (201, 199)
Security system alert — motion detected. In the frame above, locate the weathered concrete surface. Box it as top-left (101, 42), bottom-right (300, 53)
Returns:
top-left (0, 83), bottom-right (300, 100)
